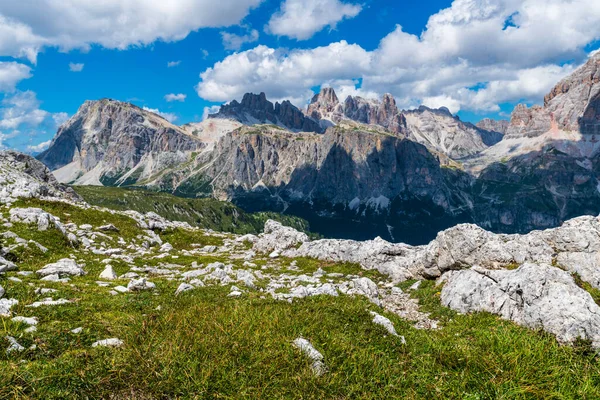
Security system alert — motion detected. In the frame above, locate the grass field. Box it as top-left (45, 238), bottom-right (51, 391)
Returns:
top-left (0, 199), bottom-right (599, 399)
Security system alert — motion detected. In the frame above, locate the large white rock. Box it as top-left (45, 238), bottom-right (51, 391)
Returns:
top-left (253, 220), bottom-right (309, 253)
top-left (278, 215), bottom-right (600, 289)
top-left (9, 208), bottom-right (65, 233)
top-left (441, 263), bottom-right (600, 348)
top-left (37, 259), bottom-right (85, 278)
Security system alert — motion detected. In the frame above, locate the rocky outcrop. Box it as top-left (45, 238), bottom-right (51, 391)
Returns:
top-left (404, 106), bottom-right (496, 158)
top-left (441, 264), bottom-right (600, 348)
top-left (475, 118), bottom-right (508, 145)
top-left (209, 92), bottom-right (323, 133)
top-left (476, 118), bottom-right (509, 136)
top-left (37, 99), bottom-right (205, 185)
top-left (505, 52), bottom-right (600, 137)
top-left (258, 213), bottom-right (600, 289)
top-left (0, 151), bottom-right (81, 203)
top-left (307, 88), bottom-right (407, 134)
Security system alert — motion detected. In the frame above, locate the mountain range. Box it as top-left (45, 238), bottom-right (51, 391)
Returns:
top-left (36, 52), bottom-right (600, 244)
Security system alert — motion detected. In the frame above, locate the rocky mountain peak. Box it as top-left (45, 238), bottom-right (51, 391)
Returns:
top-left (307, 88), bottom-right (340, 120)
top-left (210, 92), bottom-right (323, 133)
top-left (506, 52), bottom-right (600, 137)
top-left (37, 98), bottom-right (204, 186)
top-left (476, 118), bottom-right (509, 135)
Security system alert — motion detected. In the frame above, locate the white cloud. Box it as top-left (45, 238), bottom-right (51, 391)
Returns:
top-left (0, 91), bottom-right (67, 151)
top-left (164, 93), bottom-right (187, 102)
top-left (0, 0), bottom-right (264, 63)
top-left (221, 29), bottom-right (259, 51)
top-left (267, 0), bottom-right (362, 40)
top-left (197, 41), bottom-right (371, 104)
top-left (26, 139), bottom-right (51, 153)
top-left (198, 0), bottom-right (600, 113)
top-left (0, 62), bottom-right (32, 92)
top-left (69, 63), bottom-right (84, 72)
top-left (167, 61), bottom-right (181, 68)
top-left (52, 112), bottom-right (69, 127)
top-left (142, 107), bottom-right (177, 123)
top-left (202, 105), bottom-right (221, 121)
top-left (0, 91), bottom-right (48, 129)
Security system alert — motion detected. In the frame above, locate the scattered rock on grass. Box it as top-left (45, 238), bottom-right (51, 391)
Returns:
top-left (293, 338), bottom-right (327, 376)
top-left (92, 338), bottom-right (124, 348)
top-left (37, 259), bottom-right (85, 278)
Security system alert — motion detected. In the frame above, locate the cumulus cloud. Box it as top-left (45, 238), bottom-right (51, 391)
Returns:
top-left (202, 105), bottom-right (221, 121)
top-left (267, 0), bottom-right (362, 40)
top-left (164, 93), bottom-right (187, 102)
top-left (0, 0), bottom-right (264, 63)
top-left (221, 29), bottom-right (259, 51)
top-left (0, 91), bottom-right (48, 129)
top-left (167, 61), bottom-right (181, 68)
top-left (69, 63), bottom-right (84, 72)
top-left (52, 112), bottom-right (69, 127)
top-left (142, 107), bottom-right (177, 123)
top-left (197, 41), bottom-right (371, 103)
top-left (0, 62), bottom-right (32, 92)
top-left (26, 139), bottom-right (51, 153)
top-left (0, 91), bottom-right (67, 151)
top-left (199, 0), bottom-right (600, 113)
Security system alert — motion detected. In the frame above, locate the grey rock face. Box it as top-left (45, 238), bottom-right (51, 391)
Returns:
top-left (307, 88), bottom-right (407, 134)
top-left (475, 118), bottom-right (507, 145)
top-left (210, 92), bottom-right (323, 133)
top-left (441, 264), bottom-right (600, 348)
top-left (37, 99), bottom-right (205, 185)
top-left (165, 125), bottom-right (470, 244)
top-left (404, 106), bottom-right (493, 158)
top-left (505, 52), bottom-right (600, 137)
top-left (0, 151), bottom-right (81, 203)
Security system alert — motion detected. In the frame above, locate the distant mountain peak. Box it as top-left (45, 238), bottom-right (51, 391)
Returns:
top-left (209, 92), bottom-right (323, 133)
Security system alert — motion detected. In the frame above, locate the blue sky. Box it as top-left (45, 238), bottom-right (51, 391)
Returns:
top-left (0, 0), bottom-right (599, 152)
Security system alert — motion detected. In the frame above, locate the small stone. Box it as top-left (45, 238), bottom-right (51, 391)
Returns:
top-left (71, 327), bottom-right (83, 334)
top-left (113, 286), bottom-right (129, 293)
top-left (293, 338), bottom-right (327, 376)
top-left (175, 283), bottom-right (194, 295)
top-left (92, 338), bottom-right (124, 348)
top-left (98, 224), bottom-right (119, 232)
top-left (99, 265), bottom-right (118, 280)
top-left (0, 298), bottom-right (18, 316)
top-left (127, 278), bottom-right (156, 291)
top-left (27, 298), bottom-right (70, 308)
top-left (369, 311), bottom-right (406, 343)
top-left (5, 336), bottom-right (25, 354)
top-left (12, 316), bottom-right (38, 326)
top-left (409, 281), bottom-right (422, 291)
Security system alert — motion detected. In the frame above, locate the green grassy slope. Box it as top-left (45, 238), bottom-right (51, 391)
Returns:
top-left (72, 185), bottom-right (309, 235)
top-left (0, 199), bottom-right (599, 398)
